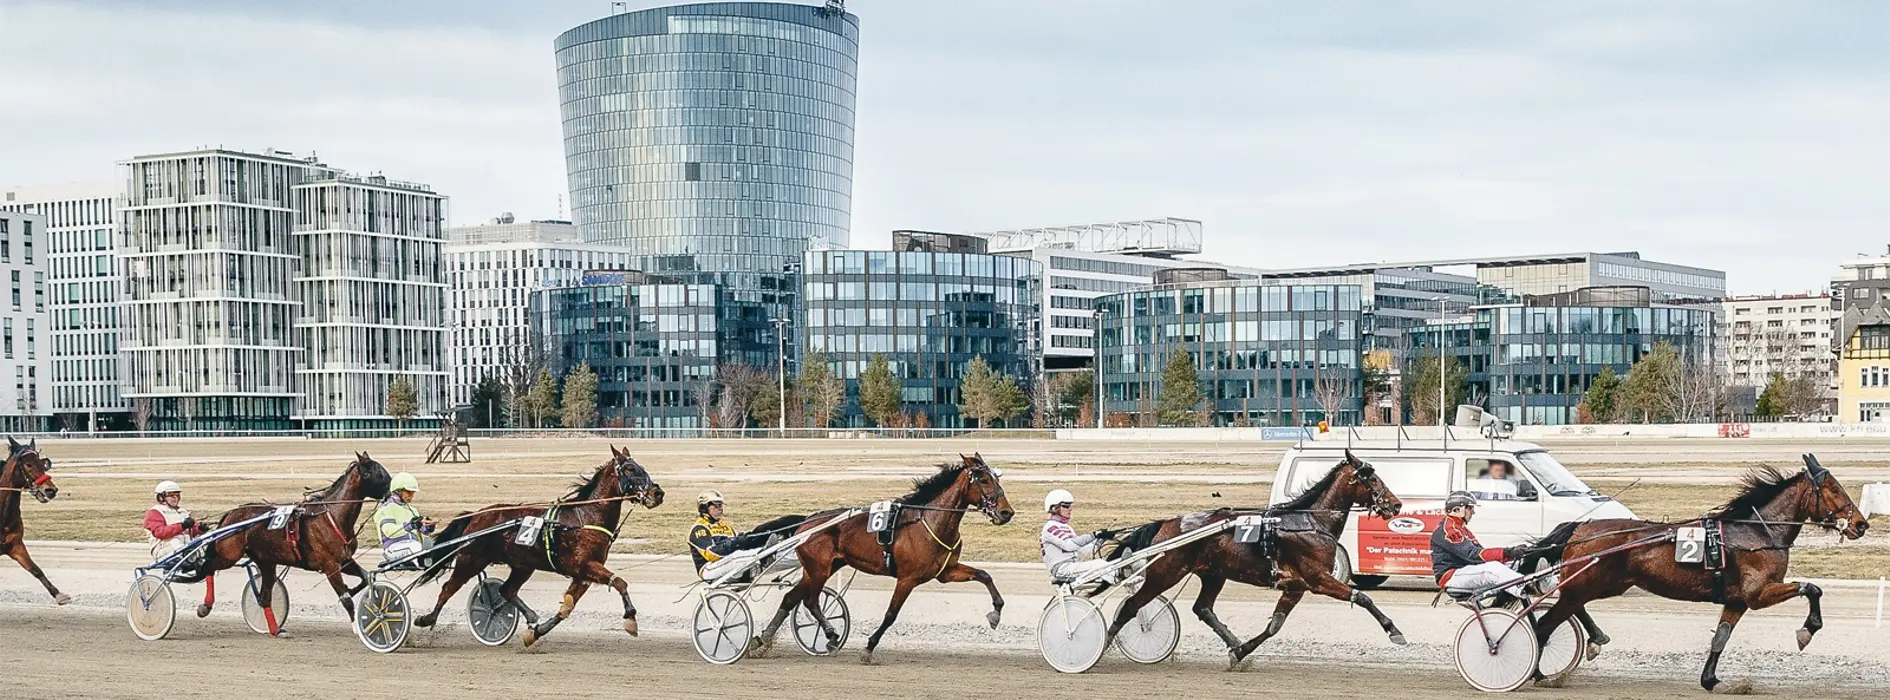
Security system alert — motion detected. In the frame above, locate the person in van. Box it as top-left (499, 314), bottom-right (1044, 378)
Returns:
top-left (1469, 460), bottom-right (1535, 501)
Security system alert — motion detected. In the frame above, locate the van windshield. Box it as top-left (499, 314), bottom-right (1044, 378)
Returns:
top-left (1516, 451), bottom-right (1598, 497)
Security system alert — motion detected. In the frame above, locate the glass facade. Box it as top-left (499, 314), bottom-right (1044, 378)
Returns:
top-left (1411, 293), bottom-right (1719, 425)
top-left (532, 279), bottom-right (728, 430)
top-left (1095, 282), bottom-right (1367, 426)
top-left (555, 2), bottom-right (857, 277)
top-left (803, 250), bottom-right (1041, 428)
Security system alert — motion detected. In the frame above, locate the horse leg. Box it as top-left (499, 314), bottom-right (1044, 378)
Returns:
top-left (414, 557), bottom-right (483, 628)
top-left (323, 567), bottom-right (356, 616)
top-left (936, 562), bottom-right (1003, 629)
top-left (255, 566), bottom-right (286, 637)
top-left (1700, 606), bottom-right (1751, 694)
top-left (198, 573), bottom-right (216, 618)
top-left (5, 542), bottom-right (70, 605)
top-left (1573, 607), bottom-right (1609, 660)
top-left (1231, 587), bottom-right (1305, 668)
top-left (338, 558), bottom-right (372, 595)
top-left (1185, 574), bottom-right (1242, 652)
top-left (754, 558), bottom-right (829, 658)
top-left (1759, 581), bottom-right (1823, 650)
top-left (499, 566), bottom-right (540, 626)
top-left (524, 578), bottom-right (590, 647)
top-left (1305, 564), bottom-right (1405, 646)
top-left (860, 576), bottom-right (921, 665)
top-left (1530, 596), bottom-right (1586, 687)
top-left (575, 560), bottom-right (638, 636)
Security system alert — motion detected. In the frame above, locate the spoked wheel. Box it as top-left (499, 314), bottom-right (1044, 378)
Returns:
top-left (1112, 594), bottom-right (1181, 664)
top-left (1453, 609), bottom-right (1540, 692)
top-left (241, 577), bottom-right (290, 636)
top-left (126, 575), bottom-right (176, 641)
top-left (1537, 616), bottom-right (1588, 681)
top-left (1037, 595), bottom-right (1108, 674)
top-left (466, 578), bottom-right (520, 647)
top-left (353, 580), bottom-right (411, 654)
top-left (791, 586), bottom-right (851, 656)
top-left (692, 590), bottom-right (754, 665)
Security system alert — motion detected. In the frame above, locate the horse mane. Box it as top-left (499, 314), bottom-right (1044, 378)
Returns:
top-left (303, 467), bottom-right (353, 502)
top-left (1709, 465), bottom-right (1803, 518)
top-left (564, 461), bottom-right (613, 502)
top-left (1276, 464), bottom-right (1346, 511)
top-left (897, 464), bottom-right (967, 506)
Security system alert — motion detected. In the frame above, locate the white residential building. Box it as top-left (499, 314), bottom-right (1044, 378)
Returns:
top-left (970, 219), bottom-right (1257, 369)
top-left (1722, 293), bottom-right (1837, 390)
top-left (1, 182), bottom-right (123, 430)
top-left (0, 211), bottom-right (51, 432)
top-left (445, 217), bottom-right (633, 408)
top-left (292, 174), bottom-right (449, 429)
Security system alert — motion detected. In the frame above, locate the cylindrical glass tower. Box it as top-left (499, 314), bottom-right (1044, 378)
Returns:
top-left (555, 2), bottom-right (858, 286)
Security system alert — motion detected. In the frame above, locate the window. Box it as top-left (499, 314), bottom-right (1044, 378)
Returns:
top-left (22, 221), bottom-right (31, 264)
top-left (4, 318), bottom-right (12, 359)
top-left (25, 319), bottom-right (33, 360)
top-left (32, 272), bottom-right (41, 312)
top-left (9, 271), bottom-right (17, 310)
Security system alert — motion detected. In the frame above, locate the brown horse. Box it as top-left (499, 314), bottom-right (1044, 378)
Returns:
top-left (1105, 450), bottom-right (1404, 669)
top-left (413, 446), bottom-right (664, 646)
top-left (753, 453), bottom-right (1015, 664)
top-left (196, 451), bottom-right (392, 634)
top-left (1526, 455), bottom-right (1870, 692)
top-left (0, 438), bottom-right (67, 605)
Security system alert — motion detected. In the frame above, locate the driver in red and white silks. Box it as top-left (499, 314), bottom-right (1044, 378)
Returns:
top-left (1039, 489), bottom-right (1118, 583)
top-left (144, 480), bottom-right (205, 559)
top-left (1431, 491), bottom-right (1529, 596)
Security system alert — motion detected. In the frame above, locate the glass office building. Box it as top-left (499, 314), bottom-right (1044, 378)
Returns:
top-left (804, 237), bottom-right (1041, 428)
top-left (1410, 286), bottom-right (1719, 425)
top-left (532, 274), bottom-right (739, 431)
top-left (1095, 276), bottom-right (1368, 426)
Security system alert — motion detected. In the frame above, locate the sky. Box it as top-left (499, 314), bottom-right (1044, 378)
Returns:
top-left (0, 0), bottom-right (1884, 296)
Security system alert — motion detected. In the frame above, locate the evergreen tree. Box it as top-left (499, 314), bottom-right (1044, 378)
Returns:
top-left (800, 351), bottom-right (844, 428)
top-left (470, 374), bottom-right (506, 428)
top-left (1581, 366), bottom-right (1623, 423)
top-left (386, 376), bottom-right (418, 432)
top-left (1405, 355), bottom-right (1469, 425)
top-left (525, 367), bottom-right (559, 428)
top-left (857, 355), bottom-right (902, 427)
top-left (1156, 350), bottom-right (1205, 426)
top-left (560, 364), bottom-right (599, 429)
top-left (994, 376), bottom-right (1029, 427)
top-left (1622, 341), bottom-right (1680, 423)
top-left (958, 356), bottom-right (998, 427)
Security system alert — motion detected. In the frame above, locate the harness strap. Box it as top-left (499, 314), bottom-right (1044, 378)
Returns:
top-left (581, 524), bottom-right (616, 539)
top-left (917, 516), bottom-right (963, 580)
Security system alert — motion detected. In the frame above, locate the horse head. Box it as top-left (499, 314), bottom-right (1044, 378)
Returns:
top-left (6, 437), bottom-right (55, 502)
top-left (609, 445), bottom-right (665, 509)
top-left (1342, 449), bottom-right (1400, 519)
top-left (1801, 454), bottom-right (1868, 540)
top-left (352, 451), bottom-right (393, 500)
top-left (959, 452), bottom-right (1014, 525)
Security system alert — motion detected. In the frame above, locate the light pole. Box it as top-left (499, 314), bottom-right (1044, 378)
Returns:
top-left (1437, 297), bottom-right (1448, 428)
top-left (772, 317), bottom-right (788, 434)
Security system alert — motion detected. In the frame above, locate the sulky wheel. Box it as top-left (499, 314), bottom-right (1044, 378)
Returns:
top-left (241, 577), bottom-right (290, 636)
top-left (1536, 615), bottom-right (1588, 682)
top-left (353, 580), bottom-right (411, 654)
top-left (691, 590), bottom-right (754, 665)
top-left (1112, 594), bottom-right (1181, 664)
top-left (1037, 595), bottom-right (1108, 674)
top-left (466, 578), bottom-right (521, 647)
top-left (1453, 609), bottom-right (1540, 692)
top-left (126, 574), bottom-right (177, 642)
top-left (791, 586), bottom-right (851, 656)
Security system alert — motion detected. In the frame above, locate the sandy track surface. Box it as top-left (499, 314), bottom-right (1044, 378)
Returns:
top-left (3, 545), bottom-right (1886, 699)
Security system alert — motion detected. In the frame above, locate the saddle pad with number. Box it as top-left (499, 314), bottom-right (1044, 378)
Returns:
top-left (1232, 514), bottom-right (1281, 544)
top-left (267, 506), bottom-right (297, 530)
top-left (514, 516), bottom-right (546, 546)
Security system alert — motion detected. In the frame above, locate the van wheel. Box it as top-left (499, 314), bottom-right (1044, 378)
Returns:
top-left (1350, 575), bottom-right (1389, 590)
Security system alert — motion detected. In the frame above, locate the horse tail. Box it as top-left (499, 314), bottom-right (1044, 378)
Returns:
top-left (414, 514), bottom-right (474, 587)
top-left (1524, 520), bottom-right (1582, 564)
top-left (1106, 520), bottom-right (1165, 562)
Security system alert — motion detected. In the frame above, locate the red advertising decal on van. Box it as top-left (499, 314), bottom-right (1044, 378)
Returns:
top-left (1356, 507), bottom-right (1445, 575)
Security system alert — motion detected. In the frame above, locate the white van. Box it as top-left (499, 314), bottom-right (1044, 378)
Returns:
top-left (1268, 439), bottom-right (1636, 588)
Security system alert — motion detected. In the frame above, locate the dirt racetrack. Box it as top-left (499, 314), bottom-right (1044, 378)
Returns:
top-left (4, 607), bottom-right (1880, 700)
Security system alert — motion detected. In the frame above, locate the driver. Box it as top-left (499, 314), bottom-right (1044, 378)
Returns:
top-left (143, 480), bottom-right (205, 559)
top-left (689, 490), bottom-right (777, 582)
top-left (1039, 489), bottom-right (1119, 585)
top-left (375, 472), bottom-right (436, 563)
top-left (1432, 491), bottom-right (1530, 600)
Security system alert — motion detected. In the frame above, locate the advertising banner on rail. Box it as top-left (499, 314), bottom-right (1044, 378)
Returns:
top-left (1356, 502), bottom-right (1444, 575)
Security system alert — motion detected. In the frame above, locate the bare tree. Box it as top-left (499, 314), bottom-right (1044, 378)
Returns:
top-left (496, 327), bottom-right (550, 428)
top-left (715, 365), bottom-right (772, 431)
top-left (132, 397), bottom-right (154, 432)
top-left (693, 377), bottom-right (717, 429)
top-left (1313, 362), bottom-right (1354, 426)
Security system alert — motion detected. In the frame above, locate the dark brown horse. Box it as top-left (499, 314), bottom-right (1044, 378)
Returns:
top-left (196, 452), bottom-right (392, 634)
top-left (1526, 455), bottom-right (1869, 693)
top-left (0, 438), bottom-right (67, 605)
top-left (753, 453), bottom-right (1016, 664)
top-left (414, 446), bottom-right (664, 646)
top-left (1105, 450), bottom-right (1404, 669)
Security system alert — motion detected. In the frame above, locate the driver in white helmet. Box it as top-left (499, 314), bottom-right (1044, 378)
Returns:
top-left (690, 490), bottom-right (776, 582)
top-left (375, 472), bottom-right (436, 563)
top-left (1040, 489), bottom-right (1119, 584)
top-left (144, 480), bottom-right (204, 559)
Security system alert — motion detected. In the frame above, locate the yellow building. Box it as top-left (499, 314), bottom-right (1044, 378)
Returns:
top-left (1836, 302), bottom-right (1890, 422)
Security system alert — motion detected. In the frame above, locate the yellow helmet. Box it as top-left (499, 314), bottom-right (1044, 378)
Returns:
top-left (390, 472), bottom-right (420, 493)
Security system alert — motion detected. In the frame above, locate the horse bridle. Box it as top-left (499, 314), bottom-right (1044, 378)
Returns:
top-left (965, 464), bottom-right (1005, 516)
top-left (1345, 462), bottom-right (1398, 518)
top-left (614, 457), bottom-right (661, 506)
top-left (1801, 467), bottom-right (1859, 531)
top-left (5, 448), bottom-right (54, 502)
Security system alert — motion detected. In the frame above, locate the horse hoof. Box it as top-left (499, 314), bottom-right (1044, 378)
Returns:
top-left (1795, 628), bottom-right (1813, 650)
top-left (986, 611), bottom-right (1002, 629)
top-left (1711, 680), bottom-right (1754, 695)
top-left (1534, 672), bottom-right (1571, 689)
top-left (1585, 642), bottom-right (1602, 661)
top-left (414, 615), bottom-right (435, 629)
top-left (196, 603), bottom-right (213, 618)
top-left (1388, 632), bottom-right (1407, 646)
top-left (272, 630), bottom-right (291, 639)
top-left (744, 637), bottom-right (771, 659)
top-left (54, 593), bottom-right (72, 606)
top-left (859, 650), bottom-right (876, 665)
top-left (523, 629), bottom-right (539, 647)
top-left (623, 618), bottom-right (639, 637)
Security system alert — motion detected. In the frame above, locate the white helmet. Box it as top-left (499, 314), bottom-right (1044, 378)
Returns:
top-left (155, 481), bottom-right (182, 495)
top-left (1043, 489), bottom-right (1074, 513)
